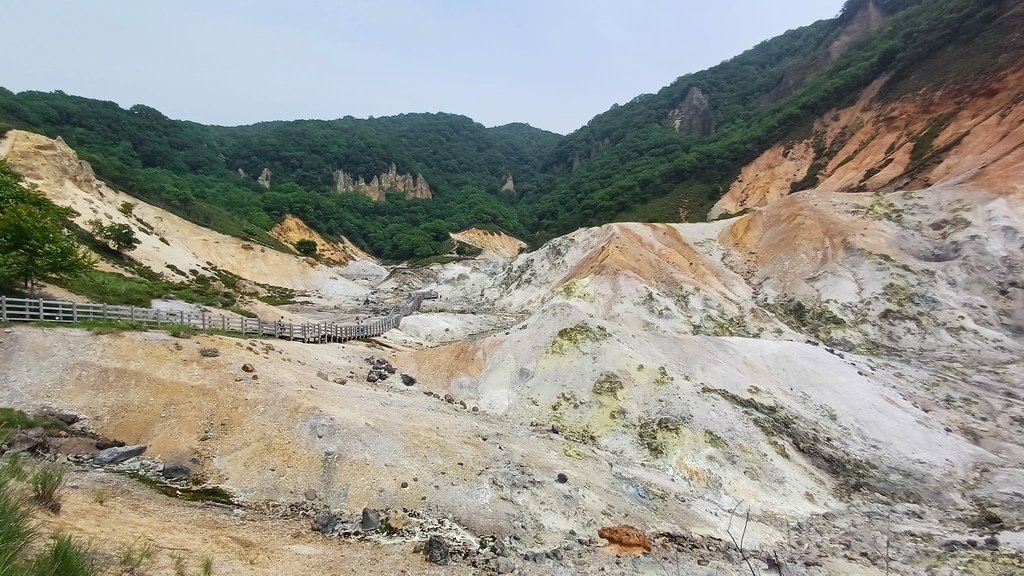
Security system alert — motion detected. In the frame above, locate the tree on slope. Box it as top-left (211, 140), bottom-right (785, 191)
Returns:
top-left (0, 160), bottom-right (91, 291)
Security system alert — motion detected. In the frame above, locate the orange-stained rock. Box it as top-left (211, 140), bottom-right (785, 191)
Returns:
top-left (598, 525), bottom-right (652, 552)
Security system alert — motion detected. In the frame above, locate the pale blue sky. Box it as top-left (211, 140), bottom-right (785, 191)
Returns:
top-left (1, 1), bottom-right (847, 134)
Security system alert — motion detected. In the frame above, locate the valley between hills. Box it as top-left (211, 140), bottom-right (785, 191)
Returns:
top-left (1, 1), bottom-right (1023, 575)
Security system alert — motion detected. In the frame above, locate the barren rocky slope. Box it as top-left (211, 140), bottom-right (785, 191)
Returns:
top-left (3, 140), bottom-right (1022, 573)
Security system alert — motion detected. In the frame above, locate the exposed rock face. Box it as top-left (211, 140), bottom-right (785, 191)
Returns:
top-left (828, 0), bottom-right (886, 62)
top-left (237, 168), bottom-right (247, 179)
top-left (333, 163), bottom-right (431, 201)
top-left (667, 87), bottom-right (715, 136)
top-left (500, 173), bottom-right (515, 193)
top-left (257, 168), bottom-right (272, 189)
top-left (715, 65), bottom-right (1024, 216)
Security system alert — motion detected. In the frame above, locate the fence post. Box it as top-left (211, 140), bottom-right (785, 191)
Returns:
top-left (241, 318), bottom-right (246, 336)
top-left (72, 302), bottom-right (78, 323)
top-left (200, 311), bottom-right (206, 330)
top-left (156, 309), bottom-right (161, 327)
top-left (257, 318), bottom-right (262, 335)
top-left (130, 306), bottom-right (135, 322)
top-left (221, 315), bottom-right (226, 331)
top-left (1, 295), bottom-right (6, 322)
top-left (37, 298), bottom-right (44, 321)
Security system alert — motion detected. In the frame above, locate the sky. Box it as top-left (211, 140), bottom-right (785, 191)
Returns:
top-left (1, 1), bottom-right (847, 134)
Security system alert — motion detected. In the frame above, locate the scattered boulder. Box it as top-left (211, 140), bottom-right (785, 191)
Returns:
top-left (333, 378), bottom-right (347, 385)
top-left (444, 394), bottom-right (455, 404)
top-left (427, 534), bottom-right (450, 565)
top-left (316, 371), bottom-right (329, 381)
top-left (313, 511), bottom-right (338, 534)
top-left (241, 363), bottom-right (255, 373)
top-left (160, 463), bottom-right (191, 480)
top-left (94, 444), bottom-right (147, 465)
top-left (556, 473), bottom-right (569, 484)
top-left (304, 489), bottom-right (318, 501)
top-left (598, 525), bottom-right (652, 552)
top-left (401, 374), bottom-right (417, 386)
top-left (199, 348), bottom-right (220, 358)
top-left (361, 507), bottom-right (381, 530)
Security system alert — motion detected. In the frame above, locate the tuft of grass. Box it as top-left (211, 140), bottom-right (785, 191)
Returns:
top-left (0, 478), bottom-right (35, 569)
top-left (200, 556), bottom-right (214, 576)
top-left (117, 540), bottom-right (157, 574)
top-left (0, 479), bottom-right (98, 575)
top-left (30, 464), bottom-right (67, 512)
top-left (0, 454), bottom-right (28, 482)
top-left (31, 534), bottom-right (96, 576)
top-left (91, 488), bottom-right (109, 506)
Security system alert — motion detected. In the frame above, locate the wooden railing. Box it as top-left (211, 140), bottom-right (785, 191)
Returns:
top-left (0, 291), bottom-right (438, 344)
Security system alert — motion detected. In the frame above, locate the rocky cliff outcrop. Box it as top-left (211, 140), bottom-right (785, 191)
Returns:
top-left (500, 173), bottom-right (515, 194)
top-left (333, 163), bottom-right (431, 201)
top-left (257, 168), bottom-right (272, 189)
top-left (712, 64), bottom-right (1024, 217)
top-left (667, 87), bottom-right (715, 137)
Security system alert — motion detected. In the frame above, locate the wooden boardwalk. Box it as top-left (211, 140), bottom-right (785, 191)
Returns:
top-left (0, 291), bottom-right (438, 343)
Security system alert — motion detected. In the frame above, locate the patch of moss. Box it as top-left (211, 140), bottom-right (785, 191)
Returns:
top-left (864, 192), bottom-right (905, 222)
top-left (120, 471), bottom-right (234, 505)
top-left (563, 444), bottom-right (586, 460)
top-left (703, 429), bottom-right (728, 449)
top-left (700, 386), bottom-right (875, 495)
top-left (636, 416), bottom-right (684, 458)
top-left (762, 298), bottom-right (847, 342)
top-left (963, 552), bottom-right (1024, 576)
top-left (654, 366), bottom-right (675, 387)
top-left (547, 323), bottom-right (609, 356)
top-left (592, 372), bottom-right (625, 398)
top-left (559, 280), bottom-right (596, 303)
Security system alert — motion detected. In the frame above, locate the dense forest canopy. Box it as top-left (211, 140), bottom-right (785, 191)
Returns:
top-left (0, 0), bottom-right (1013, 259)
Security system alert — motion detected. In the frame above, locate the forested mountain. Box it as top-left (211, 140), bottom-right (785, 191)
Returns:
top-left (0, 0), bottom-right (1018, 258)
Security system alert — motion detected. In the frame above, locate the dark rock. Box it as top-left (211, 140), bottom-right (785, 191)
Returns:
top-left (401, 374), bottom-right (417, 386)
top-left (361, 507), bottom-right (380, 530)
top-left (459, 400), bottom-right (467, 409)
top-left (427, 534), bottom-right (450, 565)
top-left (384, 364), bottom-right (396, 375)
top-left (550, 548), bottom-right (564, 561)
top-left (313, 511), bottom-right (337, 533)
top-left (160, 463), bottom-right (191, 480)
top-left (493, 539), bottom-right (508, 557)
top-left (444, 394), bottom-right (455, 404)
top-left (472, 406), bottom-right (479, 413)
top-left (401, 481), bottom-right (409, 488)
top-left (556, 473), bottom-right (568, 484)
top-left (966, 538), bottom-right (979, 548)
top-left (4, 428), bottom-right (46, 453)
top-left (333, 378), bottom-right (347, 385)
top-left (367, 373), bottom-right (379, 383)
top-left (241, 363), bottom-right (255, 373)
top-left (984, 535), bottom-right (1000, 549)
top-left (94, 444), bottom-right (147, 465)
top-left (316, 371), bottom-right (329, 381)
top-left (496, 556), bottom-right (515, 574)
top-left (199, 347), bottom-right (220, 357)
top-left (304, 489), bottom-right (318, 501)
top-left (38, 407), bottom-right (82, 425)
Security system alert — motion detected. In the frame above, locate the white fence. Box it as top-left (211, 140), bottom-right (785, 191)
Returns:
top-left (0, 291), bottom-right (437, 344)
